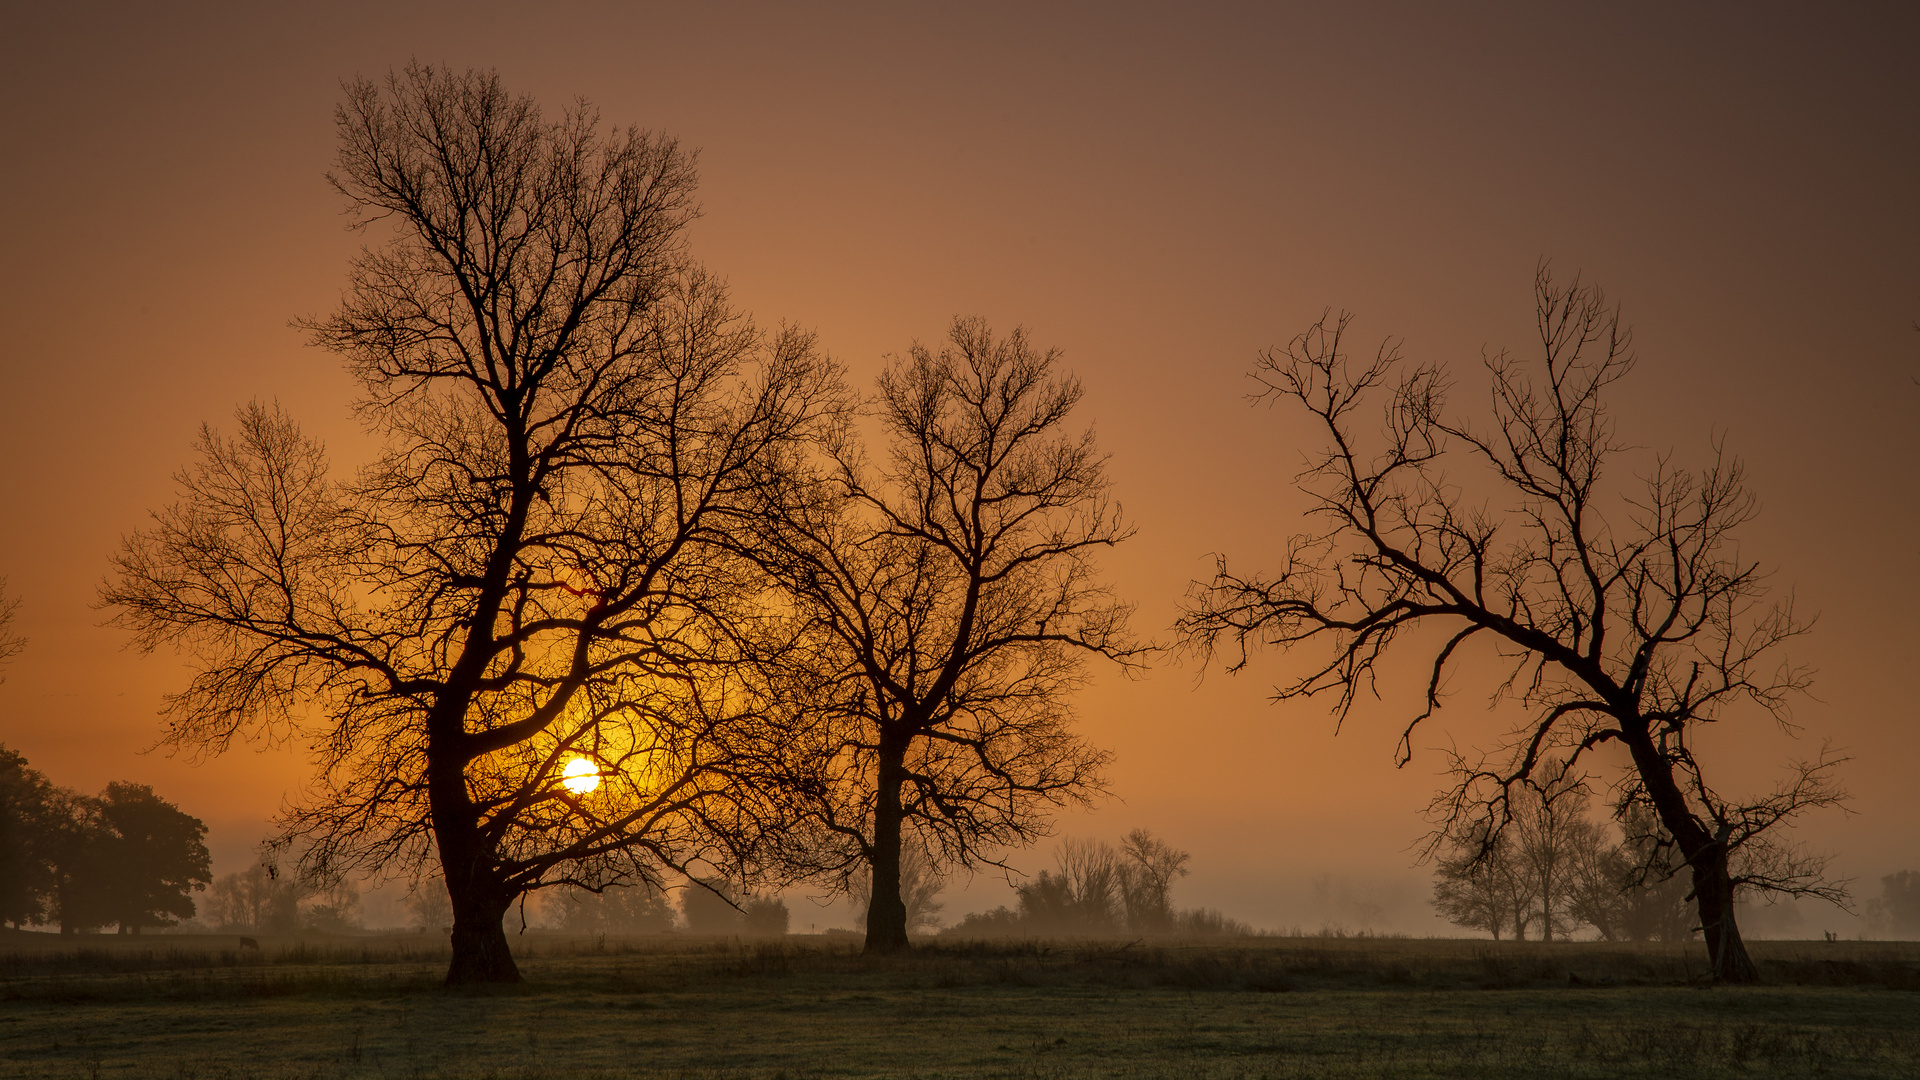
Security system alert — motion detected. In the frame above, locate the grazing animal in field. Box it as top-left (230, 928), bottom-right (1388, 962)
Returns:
top-left (238, 936), bottom-right (260, 952)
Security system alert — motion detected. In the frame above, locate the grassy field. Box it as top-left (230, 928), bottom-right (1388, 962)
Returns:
top-left (1, 932), bottom-right (1916, 1079)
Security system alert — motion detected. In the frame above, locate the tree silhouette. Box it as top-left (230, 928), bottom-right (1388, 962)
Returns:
top-left (1180, 268), bottom-right (1843, 982)
top-left (102, 65), bottom-right (841, 982)
top-left (0, 746), bottom-right (57, 928)
top-left (0, 579), bottom-right (23, 679)
top-left (45, 783), bottom-right (210, 934)
top-left (758, 319), bottom-right (1139, 953)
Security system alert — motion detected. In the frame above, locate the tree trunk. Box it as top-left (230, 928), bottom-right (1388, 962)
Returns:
top-left (443, 880), bottom-right (518, 980)
top-left (1621, 729), bottom-right (1760, 983)
top-left (863, 737), bottom-right (911, 955)
top-left (430, 741), bottom-right (521, 984)
top-left (1691, 845), bottom-right (1759, 984)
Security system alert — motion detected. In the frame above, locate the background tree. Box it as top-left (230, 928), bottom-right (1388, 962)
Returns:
top-left (758, 319), bottom-right (1139, 953)
top-left (207, 862), bottom-right (305, 934)
top-left (852, 838), bottom-right (946, 934)
top-left (679, 876), bottom-right (746, 934)
top-left (0, 579), bottom-right (22, 677)
top-left (0, 746), bottom-right (57, 928)
top-left (1180, 269), bottom-right (1843, 982)
top-left (92, 782), bottom-right (213, 934)
top-left (1431, 772), bottom-right (1617, 941)
top-left (47, 788), bottom-right (113, 934)
top-left (547, 882), bottom-right (676, 935)
top-left (1865, 871), bottom-right (1920, 939)
top-left (44, 783), bottom-right (210, 933)
top-left (1117, 829), bottom-right (1190, 934)
top-left (1430, 825), bottom-right (1530, 940)
top-left (1565, 804), bottom-right (1694, 942)
top-left (102, 65), bottom-right (840, 982)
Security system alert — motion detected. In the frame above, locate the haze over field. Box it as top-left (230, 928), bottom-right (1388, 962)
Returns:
top-left (1, 2), bottom-right (1914, 937)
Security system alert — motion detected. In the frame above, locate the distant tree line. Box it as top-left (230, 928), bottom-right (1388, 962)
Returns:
top-left (200, 862), bottom-right (364, 935)
top-left (0, 745), bottom-right (210, 934)
top-left (945, 830), bottom-right (1251, 939)
top-left (1429, 777), bottom-right (1691, 942)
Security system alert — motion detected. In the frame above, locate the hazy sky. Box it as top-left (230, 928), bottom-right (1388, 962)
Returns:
top-left (3, 2), bottom-right (1915, 932)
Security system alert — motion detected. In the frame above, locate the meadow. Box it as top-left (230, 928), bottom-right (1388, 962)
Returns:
top-left (1, 931), bottom-right (1916, 1080)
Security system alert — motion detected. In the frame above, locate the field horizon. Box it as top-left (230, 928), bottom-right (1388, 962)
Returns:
top-left (3, 932), bottom-right (1915, 1078)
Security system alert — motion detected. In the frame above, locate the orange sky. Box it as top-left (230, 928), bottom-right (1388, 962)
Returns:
top-left (2, 2), bottom-right (1915, 933)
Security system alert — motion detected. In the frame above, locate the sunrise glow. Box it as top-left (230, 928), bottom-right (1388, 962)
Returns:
top-left (561, 757), bottom-right (600, 795)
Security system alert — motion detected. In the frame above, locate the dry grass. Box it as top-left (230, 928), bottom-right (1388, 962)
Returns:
top-left (0, 932), bottom-right (1915, 1078)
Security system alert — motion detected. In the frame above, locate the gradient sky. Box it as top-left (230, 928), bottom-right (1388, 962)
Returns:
top-left (3, 2), bottom-right (1915, 933)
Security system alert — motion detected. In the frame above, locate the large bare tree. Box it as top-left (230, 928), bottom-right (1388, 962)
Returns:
top-left (102, 66), bottom-right (841, 982)
top-left (758, 319), bottom-right (1140, 953)
top-left (1179, 269), bottom-right (1843, 982)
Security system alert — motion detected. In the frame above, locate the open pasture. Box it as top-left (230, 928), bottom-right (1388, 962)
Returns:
top-left (1, 933), bottom-right (1916, 1079)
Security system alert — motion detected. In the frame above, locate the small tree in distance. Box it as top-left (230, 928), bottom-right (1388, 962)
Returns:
top-left (1180, 268), bottom-right (1845, 982)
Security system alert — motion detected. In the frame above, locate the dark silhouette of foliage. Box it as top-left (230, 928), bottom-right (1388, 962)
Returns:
top-left (547, 882), bottom-right (676, 935)
top-left (1867, 871), bottom-right (1920, 939)
top-left (1180, 268), bottom-right (1843, 983)
top-left (0, 746), bottom-right (57, 928)
top-left (101, 64), bottom-right (841, 982)
top-left (942, 830), bottom-right (1237, 939)
top-left (47, 783), bottom-right (211, 934)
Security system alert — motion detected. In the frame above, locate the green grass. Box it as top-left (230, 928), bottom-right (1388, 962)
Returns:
top-left (1, 933), bottom-right (1915, 1079)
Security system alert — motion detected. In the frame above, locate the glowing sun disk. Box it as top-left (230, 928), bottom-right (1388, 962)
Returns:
top-left (561, 757), bottom-right (600, 794)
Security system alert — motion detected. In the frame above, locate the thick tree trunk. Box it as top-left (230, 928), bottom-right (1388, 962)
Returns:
top-left (1691, 845), bottom-right (1759, 984)
top-left (440, 859), bottom-right (520, 984)
top-left (863, 738), bottom-right (911, 955)
top-left (429, 737), bottom-right (521, 984)
top-left (446, 882), bottom-right (519, 985)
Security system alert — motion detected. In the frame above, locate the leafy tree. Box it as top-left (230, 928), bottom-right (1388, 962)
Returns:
top-left (102, 65), bottom-right (840, 982)
top-left (47, 783), bottom-right (210, 934)
top-left (547, 882), bottom-right (676, 934)
top-left (92, 783), bottom-right (212, 934)
top-left (680, 876), bottom-right (749, 934)
top-left (741, 895), bottom-right (791, 936)
top-left (0, 746), bottom-right (57, 927)
top-left (1865, 871), bottom-right (1920, 939)
top-left (1181, 269), bottom-right (1844, 981)
top-left (758, 318), bottom-right (1140, 953)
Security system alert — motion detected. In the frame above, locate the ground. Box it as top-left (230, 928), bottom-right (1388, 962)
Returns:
top-left (1, 932), bottom-right (1915, 1079)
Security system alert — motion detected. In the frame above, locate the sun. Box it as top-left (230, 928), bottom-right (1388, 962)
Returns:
top-left (561, 757), bottom-right (600, 794)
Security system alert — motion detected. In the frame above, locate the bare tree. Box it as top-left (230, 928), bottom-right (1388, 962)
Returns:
top-left (0, 579), bottom-right (23, 679)
top-left (1118, 828), bottom-right (1190, 934)
top-left (1431, 823), bottom-right (1531, 940)
top-left (102, 66), bottom-right (841, 982)
top-left (1180, 268), bottom-right (1844, 982)
top-left (757, 319), bottom-right (1140, 953)
top-left (1566, 803), bottom-right (1694, 942)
